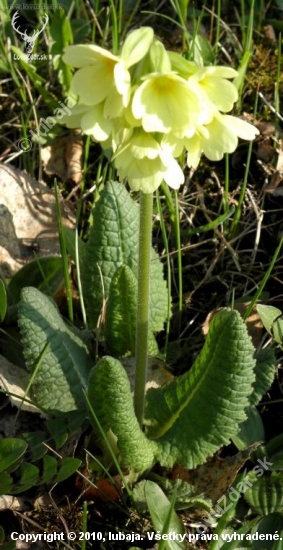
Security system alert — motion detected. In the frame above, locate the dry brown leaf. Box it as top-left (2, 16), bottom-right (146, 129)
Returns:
top-left (122, 356), bottom-right (173, 393)
top-left (0, 163), bottom-right (75, 276)
top-left (234, 303), bottom-right (263, 348)
top-left (41, 131), bottom-right (83, 184)
top-left (170, 443), bottom-right (261, 504)
top-left (263, 140), bottom-right (283, 195)
top-left (202, 304), bottom-right (263, 347)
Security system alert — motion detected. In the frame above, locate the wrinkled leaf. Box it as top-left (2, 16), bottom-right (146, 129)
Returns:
top-left (105, 265), bottom-right (137, 355)
top-left (82, 181), bottom-right (169, 336)
top-left (145, 309), bottom-right (256, 468)
top-left (245, 472), bottom-right (283, 515)
top-left (88, 356), bottom-right (156, 472)
top-left (18, 287), bottom-right (93, 412)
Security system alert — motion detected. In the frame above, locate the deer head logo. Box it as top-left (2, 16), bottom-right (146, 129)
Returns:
top-left (11, 11), bottom-right (49, 54)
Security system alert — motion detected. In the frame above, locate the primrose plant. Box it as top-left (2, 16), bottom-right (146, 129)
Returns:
top-left (17, 27), bottom-right (274, 486)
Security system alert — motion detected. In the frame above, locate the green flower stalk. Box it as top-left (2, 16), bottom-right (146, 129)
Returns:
top-left (134, 191), bottom-right (153, 425)
top-left (61, 26), bottom-right (259, 424)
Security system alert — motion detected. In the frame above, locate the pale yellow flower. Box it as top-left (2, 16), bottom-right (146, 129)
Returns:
top-left (169, 52), bottom-right (239, 120)
top-left (114, 130), bottom-right (184, 193)
top-left (62, 28), bottom-right (154, 119)
top-left (185, 113), bottom-right (259, 168)
top-left (60, 27), bottom-right (260, 194)
top-left (132, 73), bottom-right (203, 137)
top-left (58, 103), bottom-right (113, 142)
top-left (62, 45), bottom-right (130, 118)
top-left (188, 66), bottom-right (239, 114)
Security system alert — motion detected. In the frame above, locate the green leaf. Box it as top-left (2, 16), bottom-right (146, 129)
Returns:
top-left (105, 265), bottom-right (137, 355)
top-left (0, 472), bottom-right (13, 494)
top-left (257, 304), bottom-right (281, 334)
top-left (0, 439), bottom-right (28, 473)
top-left (257, 304), bottom-right (283, 344)
top-left (0, 279), bottom-right (7, 321)
top-left (15, 463), bottom-right (39, 493)
top-left (88, 356), bottom-right (157, 472)
top-left (210, 471), bottom-right (249, 550)
top-left (250, 348), bottom-right (277, 406)
top-left (145, 309), bottom-right (256, 468)
top-left (56, 457), bottom-right (81, 483)
top-left (233, 406), bottom-right (265, 450)
top-left (21, 431), bottom-right (47, 461)
top-left (251, 514), bottom-right (283, 550)
top-left (245, 472), bottom-right (283, 515)
top-left (8, 257), bottom-right (64, 303)
top-left (18, 287), bottom-right (93, 412)
top-left (41, 455), bottom-right (58, 484)
top-left (45, 410), bottom-right (86, 449)
top-left (265, 435), bottom-right (283, 470)
top-left (190, 34), bottom-right (214, 66)
top-left (144, 480), bottom-right (186, 550)
top-left (82, 181), bottom-right (169, 335)
top-left (160, 478), bottom-right (212, 512)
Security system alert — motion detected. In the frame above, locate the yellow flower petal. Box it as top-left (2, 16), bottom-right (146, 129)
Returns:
top-left (63, 44), bottom-right (118, 68)
top-left (185, 134), bottom-right (202, 169)
top-left (71, 65), bottom-right (114, 105)
top-left (185, 113), bottom-right (259, 167)
top-left (132, 73), bottom-right (202, 135)
top-left (197, 66), bottom-right (238, 79)
top-left (160, 153), bottom-right (184, 189)
top-left (80, 104), bottom-right (113, 141)
top-left (114, 63), bottom-right (131, 103)
top-left (188, 70), bottom-right (238, 113)
top-left (115, 131), bottom-right (184, 192)
top-left (130, 133), bottom-right (160, 159)
top-left (223, 115), bottom-right (259, 140)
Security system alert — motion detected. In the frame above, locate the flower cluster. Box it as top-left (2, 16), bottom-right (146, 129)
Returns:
top-left (61, 28), bottom-right (259, 193)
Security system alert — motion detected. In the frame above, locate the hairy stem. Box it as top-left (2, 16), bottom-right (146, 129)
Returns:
top-left (134, 191), bottom-right (153, 426)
